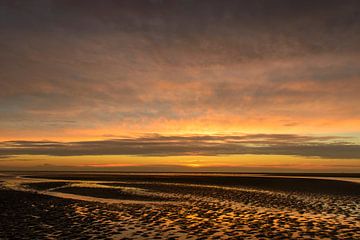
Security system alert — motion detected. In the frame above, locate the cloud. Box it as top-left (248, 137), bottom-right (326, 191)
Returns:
top-left (0, 0), bottom-right (360, 137)
top-left (0, 134), bottom-right (359, 159)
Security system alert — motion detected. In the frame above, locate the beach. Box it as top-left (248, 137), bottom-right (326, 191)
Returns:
top-left (0, 172), bottom-right (359, 239)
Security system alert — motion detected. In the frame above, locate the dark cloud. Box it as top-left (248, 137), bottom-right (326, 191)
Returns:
top-left (3, 0), bottom-right (358, 62)
top-left (2, 0), bottom-right (360, 72)
top-left (0, 134), bottom-right (359, 159)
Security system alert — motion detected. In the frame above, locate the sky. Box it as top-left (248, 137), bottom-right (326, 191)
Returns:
top-left (0, 0), bottom-right (360, 172)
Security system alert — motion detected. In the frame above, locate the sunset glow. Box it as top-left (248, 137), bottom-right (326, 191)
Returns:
top-left (0, 0), bottom-right (359, 172)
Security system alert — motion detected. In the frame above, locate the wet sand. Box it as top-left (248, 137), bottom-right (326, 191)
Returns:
top-left (0, 172), bottom-right (359, 239)
top-left (26, 173), bottom-right (360, 195)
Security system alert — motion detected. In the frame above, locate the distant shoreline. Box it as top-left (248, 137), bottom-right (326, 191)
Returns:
top-left (2, 171), bottom-right (360, 187)
top-left (1, 171), bottom-right (360, 178)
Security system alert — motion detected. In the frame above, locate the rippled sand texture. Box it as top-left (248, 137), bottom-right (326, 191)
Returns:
top-left (0, 173), bottom-right (359, 239)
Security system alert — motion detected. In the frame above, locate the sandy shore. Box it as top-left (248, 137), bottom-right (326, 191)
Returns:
top-left (25, 173), bottom-right (360, 195)
top-left (0, 173), bottom-right (359, 239)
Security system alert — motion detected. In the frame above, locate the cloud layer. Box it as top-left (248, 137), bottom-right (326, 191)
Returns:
top-left (1, 0), bottom-right (360, 138)
top-left (1, 134), bottom-right (359, 159)
top-left (0, 1), bottom-right (359, 172)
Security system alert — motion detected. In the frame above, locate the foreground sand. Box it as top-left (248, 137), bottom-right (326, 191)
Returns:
top-left (0, 173), bottom-right (359, 239)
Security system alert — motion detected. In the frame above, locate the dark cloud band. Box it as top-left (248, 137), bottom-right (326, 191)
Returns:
top-left (1, 134), bottom-right (359, 159)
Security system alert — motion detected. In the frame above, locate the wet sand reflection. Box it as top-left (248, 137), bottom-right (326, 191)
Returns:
top-left (0, 173), bottom-right (359, 239)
